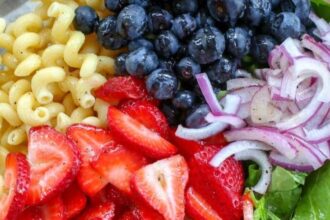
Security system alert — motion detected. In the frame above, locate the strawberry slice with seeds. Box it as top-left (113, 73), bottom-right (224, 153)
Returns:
top-left (107, 107), bottom-right (177, 159)
top-left (27, 126), bottom-right (80, 205)
top-left (119, 100), bottom-right (170, 139)
top-left (132, 155), bottom-right (189, 220)
top-left (18, 196), bottom-right (64, 220)
top-left (62, 182), bottom-right (87, 219)
top-left (95, 76), bottom-right (149, 103)
top-left (92, 144), bottom-right (148, 195)
top-left (67, 124), bottom-right (115, 196)
top-left (189, 146), bottom-right (244, 220)
top-left (185, 187), bottom-right (222, 220)
top-left (77, 201), bottom-right (116, 220)
top-left (0, 153), bottom-right (30, 220)
top-left (119, 204), bottom-right (165, 220)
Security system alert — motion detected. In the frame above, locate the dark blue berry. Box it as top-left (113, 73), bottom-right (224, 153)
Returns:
top-left (251, 35), bottom-right (277, 64)
top-left (207, 0), bottom-right (246, 26)
top-left (175, 57), bottom-right (201, 81)
top-left (128, 0), bottom-right (150, 8)
top-left (159, 59), bottom-right (176, 72)
top-left (196, 9), bottom-right (215, 28)
top-left (226, 27), bottom-right (252, 58)
top-left (171, 14), bottom-right (197, 39)
top-left (117, 4), bottom-right (147, 40)
top-left (97, 16), bottom-right (127, 50)
top-left (172, 0), bottom-right (198, 15)
top-left (280, 0), bottom-right (311, 24)
top-left (188, 27), bottom-right (225, 64)
top-left (148, 8), bottom-right (173, 34)
top-left (206, 57), bottom-right (237, 87)
top-left (146, 69), bottom-right (178, 100)
top-left (270, 12), bottom-right (303, 42)
top-left (104, 0), bottom-right (128, 12)
top-left (74, 6), bottom-right (99, 34)
top-left (185, 104), bottom-right (210, 128)
top-left (128, 38), bottom-right (154, 51)
top-left (154, 31), bottom-right (180, 59)
top-left (125, 47), bottom-right (159, 76)
top-left (271, 0), bottom-right (280, 8)
top-left (172, 90), bottom-right (196, 110)
top-left (245, 0), bottom-right (272, 26)
top-left (115, 53), bottom-right (128, 75)
top-left (160, 102), bottom-right (179, 126)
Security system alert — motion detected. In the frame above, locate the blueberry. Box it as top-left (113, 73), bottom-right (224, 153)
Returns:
top-left (188, 26), bottom-right (225, 64)
top-left (251, 35), bottom-right (277, 64)
top-left (172, 90), bottom-right (196, 110)
top-left (196, 9), bottom-right (215, 28)
top-left (270, 0), bottom-right (280, 8)
top-left (117, 4), bottom-right (147, 40)
top-left (280, 0), bottom-right (311, 24)
top-left (97, 16), bottom-right (127, 50)
top-left (104, 0), bottom-right (128, 12)
top-left (115, 53), bottom-right (128, 75)
top-left (171, 14), bottom-right (197, 39)
top-left (128, 38), bottom-right (154, 51)
top-left (146, 69), bottom-right (178, 100)
top-left (175, 57), bottom-right (201, 81)
top-left (125, 47), bottom-right (159, 76)
top-left (206, 57), bottom-right (237, 87)
top-left (159, 59), bottom-right (176, 72)
top-left (207, 0), bottom-right (246, 26)
top-left (245, 0), bottom-right (272, 26)
top-left (74, 6), bottom-right (99, 34)
top-left (226, 27), bottom-right (252, 58)
top-left (270, 12), bottom-right (303, 42)
top-left (148, 8), bottom-right (173, 34)
top-left (185, 104), bottom-right (210, 128)
top-left (128, 0), bottom-right (150, 8)
top-left (160, 102), bottom-right (180, 126)
top-left (172, 0), bottom-right (198, 15)
top-left (154, 31), bottom-right (181, 58)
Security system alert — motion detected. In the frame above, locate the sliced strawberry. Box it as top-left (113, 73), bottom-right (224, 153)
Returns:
top-left (91, 184), bottom-right (131, 215)
top-left (95, 76), bottom-right (149, 103)
top-left (169, 130), bottom-right (203, 159)
top-left (18, 196), bottom-right (64, 220)
top-left (107, 107), bottom-right (177, 159)
top-left (189, 146), bottom-right (244, 220)
top-left (119, 204), bottom-right (165, 220)
top-left (27, 126), bottom-right (80, 205)
top-left (186, 187), bottom-right (222, 220)
top-left (202, 133), bottom-right (227, 146)
top-left (132, 155), bottom-right (188, 220)
top-left (62, 182), bottom-right (87, 219)
top-left (77, 201), bottom-right (116, 220)
top-left (67, 124), bottom-right (114, 196)
top-left (92, 144), bottom-right (148, 195)
top-left (0, 153), bottom-right (30, 220)
top-left (119, 100), bottom-right (170, 139)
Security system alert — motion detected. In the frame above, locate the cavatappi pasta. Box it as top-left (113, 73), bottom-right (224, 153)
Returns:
top-left (0, 0), bottom-right (117, 166)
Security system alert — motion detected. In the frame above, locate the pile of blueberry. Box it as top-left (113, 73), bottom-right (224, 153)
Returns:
top-left (74, 0), bottom-right (313, 127)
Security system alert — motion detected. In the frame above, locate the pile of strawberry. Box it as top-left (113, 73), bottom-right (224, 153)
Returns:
top-left (0, 76), bottom-right (245, 220)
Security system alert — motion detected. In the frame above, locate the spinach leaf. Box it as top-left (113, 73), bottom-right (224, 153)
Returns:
top-left (246, 164), bottom-right (262, 187)
top-left (311, 0), bottom-right (330, 21)
top-left (293, 161), bottom-right (330, 220)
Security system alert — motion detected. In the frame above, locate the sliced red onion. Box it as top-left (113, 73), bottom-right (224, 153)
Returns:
top-left (226, 78), bottom-right (265, 91)
top-left (224, 127), bottom-right (297, 159)
top-left (250, 86), bottom-right (283, 124)
top-left (317, 142), bottom-right (330, 159)
top-left (234, 150), bottom-right (272, 194)
top-left (209, 140), bottom-right (272, 167)
top-left (235, 69), bottom-right (252, 78)
top-left (301, 34), bottom-right (330, 65)
top-left (175, 95), bottom-right (241, 140)
top-left (229, 86), bottom-right (261, 104)
top-left (270, 88), bottom-right (291, 101)
top-left (205, 113), bottom-right (246, 129)
top-left (196, 73), bottom-right (223, 115)
top-left (268, 46), bottom-right (282, 69)
top-left (237, 102), bottom-right (251, 119)
top-left (279, 37), bottom-right (305, 63)
top-left (305, 103), bottom-right (330, 130)
top-left (269, 151), bottom-right (314, 172)
top-left (309, 12), bottom-right (330, 36)
top-left (305, 122), bottom-right (330, 143)
top-left (267, 75), bottom-right (282, 89)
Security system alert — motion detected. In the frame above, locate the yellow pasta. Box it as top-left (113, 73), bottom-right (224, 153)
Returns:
top-left (41, 44), bottom-right (65, 67)
top-left (14, 54), bottom-right (42, 76)
top-left (12, 13), bottom-right (43, 37)
top-left (0, 147), bottom-right (8, 174)
top-left (62, 93), bottom-right (76, 115)
top-left (31, 66), bottom-right (66, 104)
top-left (8, 79), bottom-right (31, 107)
top-left (7, 125), bottom-right (27, 146)
top-left (0, 90), bottom-right (9, 103)
top-left (13, 32), bottom-right (41, 61)
top-left (0, 18), bottom-right (5, 33)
